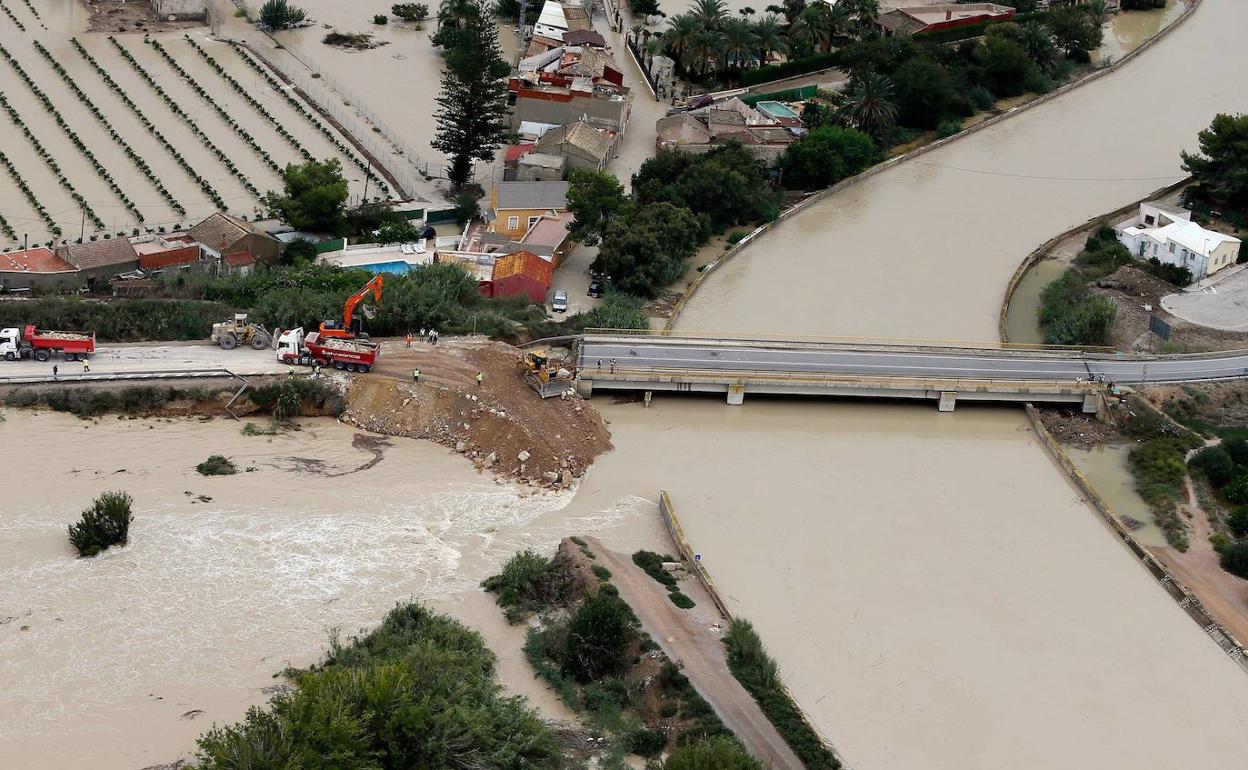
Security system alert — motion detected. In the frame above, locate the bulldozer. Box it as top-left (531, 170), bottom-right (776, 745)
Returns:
top-left (519, 350), bottom-right (572, 398)
top-left (212, 313), bottom-right (272, 351)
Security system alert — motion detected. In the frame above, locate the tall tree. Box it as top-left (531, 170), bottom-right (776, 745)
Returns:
top-left (721, 18), bottom-right (759, 69)
top-left (662, 14), bottom-right (701, 65)
top-left (262, 158), bottom-right (349, 234)
top-left (752, 14), bottom-right (788, 63)
top-left (432, 1), bottom-right (509, 187)
top-left (1017, 20), bottom-right (1057, 72)
top-left (1181, 113), bottom-right (1248, 216)
top-left (690, 0), bottom-right (728, 29)
top-left (837, 72), bottom-right (898, 141)
top-left (566, 170), bottom-right (632, 244)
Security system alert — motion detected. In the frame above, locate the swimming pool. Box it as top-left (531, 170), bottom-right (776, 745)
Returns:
top-left (756, 100), bottom-right (800, 119)
top-left (351, 260), bottom-right (417, 275)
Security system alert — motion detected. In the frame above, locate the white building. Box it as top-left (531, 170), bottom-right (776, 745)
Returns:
top-left (1116, 203), bottom-right (1241, 282)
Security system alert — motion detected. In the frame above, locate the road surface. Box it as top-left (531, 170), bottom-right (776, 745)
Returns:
top-left (0, 341), bottom-right (287, 382)
top-left (579, 335), bottom-right (1248, 385)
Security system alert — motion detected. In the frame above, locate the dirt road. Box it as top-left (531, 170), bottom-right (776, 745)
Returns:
top-left (584, 538), bottom-right (804, 770)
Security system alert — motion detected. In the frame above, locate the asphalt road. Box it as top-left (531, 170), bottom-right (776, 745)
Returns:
top-left (579, 337), bottom-right (1248, 384)
top-left (0, 341), bottom-right (286, 382)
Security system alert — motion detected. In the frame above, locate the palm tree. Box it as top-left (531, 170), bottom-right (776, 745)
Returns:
top-left (1018, 21), bottom-right (1057, 73)
top-left (799, 1), bottom-right (849, 53)
top-left (662, 14), bottom-right (701, 65)
top-left (844, 0), bottom-right (880, 39)
top-left (781, 0), bottom-right (806, 25)
top-left (1086, 0), bottom-right (1110, 27)
top-left (690, 0), bottom-right (728, 29)
top-left (687, 29), bottom-right (725, 76)
top-left (753, 14), bottom-right (788, 65)
top-left (437, 0), bottom-right (476, 29)
top-left (721, 18), bottom-right (758, 69)
top-left (838, 72), bottom-right (897, 140)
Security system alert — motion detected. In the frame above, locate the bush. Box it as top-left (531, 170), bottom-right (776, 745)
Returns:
top-left (968, 85), bottom-right (995, 111)
top-left (1038, 269), bottom-right (1116, 346)
top-left (1189, 446), bottom-right (1235, 488)
top-left (1224, 471), bottom-right (1248, 505)
top-left (1227, 506), bottom-right (1248, 539)
top-left (249, 377), bottom-right (344, 419)
top-left (626, 726), bottom-right (668, 757)
top-left (1210, 532), bottom-right (1232, 553)
top-left (1144, 257), bottom-right (1193, 287)
top-left (591, 564), bottom-right (611, 581)
top-left (196, 455), bottom-right (237, 476)
top-left (560, 590), bottom-right (638, 682)
top-left (663, 736), bottom-right (763, 770)
top-left (258, 0), bottom-right (306, 30)
top-left (67, 491), bottom-right (133, 557)
top-left (936, 119), bottom-right (963, 139)
top-left (1220, 539), bottom-right (1248, 579)
top-left (779, 125), bottom-right (878, 191)
top-left (372, 13), bottom-right (387, 24)
top-left (633, 550), bottom-right (679, 590)
top-left (481, 550), bottom-right (568, 619)
top-left (727, 230), bottom-right (748, 245)
top-left (1224, 437), bottom-right (1248, 466)
top-left (197, 603), bottom-right (558, 767)
top-left (740, 52), bottom-right (839, 87)
top-left (1129, 438), bottom-right (1190, 505)
top-left (724, 619), bottom-right (840, 769)
top-left (668, 591), bottom-right (695, 609)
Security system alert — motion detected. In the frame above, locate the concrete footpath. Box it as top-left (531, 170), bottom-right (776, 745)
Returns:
top-left (584, 538), bottom-right (803, 770)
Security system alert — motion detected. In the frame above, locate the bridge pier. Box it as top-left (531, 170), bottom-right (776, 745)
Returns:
top-left (576, 378), bottom-right (593, 398)
top-left (1083, 392), bottom-right (1101, 414)
top-left (727, 384), bottom-right (745, 406)
top-left (938, 391), bottom-right (956, 412)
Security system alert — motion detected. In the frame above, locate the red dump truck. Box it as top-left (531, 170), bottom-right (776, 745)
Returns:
top-left (276, 327), bottom-right (379, 372)
top-left (0, 324), bottom-right (96, 362)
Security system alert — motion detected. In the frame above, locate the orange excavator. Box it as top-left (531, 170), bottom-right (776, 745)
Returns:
top-left (319, 274), bottom-right (384, 340)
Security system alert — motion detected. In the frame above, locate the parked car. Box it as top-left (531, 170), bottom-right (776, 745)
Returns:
top-left (552, 290), bottom-right (568, 313)
top-left (587, 279), bottom-right (604, 298)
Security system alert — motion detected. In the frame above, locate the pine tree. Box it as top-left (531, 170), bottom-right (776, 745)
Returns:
top-left (432, 2), bottom-right (509, 187)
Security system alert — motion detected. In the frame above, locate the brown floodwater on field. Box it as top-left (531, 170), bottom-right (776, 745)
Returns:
top-left (1099, 1), bottom-right (1189, 64)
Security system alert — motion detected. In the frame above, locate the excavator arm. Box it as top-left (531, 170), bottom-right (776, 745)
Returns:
top-left (322, 274), bottom-right (384, 338)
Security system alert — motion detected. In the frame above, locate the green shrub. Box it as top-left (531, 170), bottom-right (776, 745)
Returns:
top-left (1038, 269), bottom-right (1116, 346)
top-left (1223, 437), bottom-right (1248, 466)
top-left (67, 491), bottom-right (133, 557)
top-left (668, 591), bottom-right (695, 609)
top-left (1189, 446), bottom-right (1235, 488)
top-left (560, 590), bottom-right (638, 682)
top-left (1220, 539), bottom-right (1248, 579)
top-left (481, 550), bottom-right (568, 619)
top-left (197, 603), bottom-right (558, 767)
top-left (936, 119), bottom-right (963, 139)
top-left (372, 13), bottom-right (387, 24)
top-left (196, 455), bottom-right (237, 476)
top-left (626, 726), bottom-right (668, 757)
top-left (592, 564), bottom-right (612, 581)
top-left (633, 550), bottom-right (679, 590)
top-left (1224, 471), bottom-right (1248, 505)
top-left (969, 85), bottom-right (995, 111)
top-left (724, 618), bottom-right (840, 769)
top-left (1210, 532), bottom-right (1232, 553)
top-left (663, 736), bottom-right (763, 769)
top-left (1129, 438), bottom-right (1190, 504)
top-left (249, 377), bottom-right (344, 419)
top-left (1228, 506), bottom-right (1248, 538)
top-left (727, 230), bottom-right (748, 245)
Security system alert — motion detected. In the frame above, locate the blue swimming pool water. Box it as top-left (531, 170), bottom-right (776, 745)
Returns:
top-left (353, 261), bottom-right (415, 275)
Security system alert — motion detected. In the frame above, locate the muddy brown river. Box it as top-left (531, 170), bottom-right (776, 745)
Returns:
top-left (6, 2), bottom-right (1248, 769)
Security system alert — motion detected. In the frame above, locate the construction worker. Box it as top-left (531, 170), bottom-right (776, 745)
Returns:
top-left (405, 332), bottom-right (413, 348)
top-left (288, 363), bottom-right (295, 376)
top-left (52, 364), bottom-right (58, 381)
top-left (419, 327), bottom-right (426, 341)
top-left (413, 368), bottom-right (421, 383)
top-left (476, 371), bottom-right (484, 387)
top-left (83, 359), bottom-right (90, 374)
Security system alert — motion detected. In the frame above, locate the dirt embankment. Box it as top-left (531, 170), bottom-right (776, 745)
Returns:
top-left (1093, 266), bottom-right (1248, 353)
top-left (340, 338), bottom-right (611, 485)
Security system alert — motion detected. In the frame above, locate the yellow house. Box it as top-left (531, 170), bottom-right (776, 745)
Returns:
top-left (488, 181), bottom-right (570, 240)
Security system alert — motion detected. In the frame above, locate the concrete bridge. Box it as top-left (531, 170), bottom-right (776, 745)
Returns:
top-left (575, 332), bottom-right (1248, 412)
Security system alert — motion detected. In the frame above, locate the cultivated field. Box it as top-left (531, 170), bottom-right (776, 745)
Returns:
top-left (0, 6), bottom-right (396, 249)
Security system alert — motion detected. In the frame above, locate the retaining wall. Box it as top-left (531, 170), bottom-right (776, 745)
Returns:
top-left (1024, 405), bottom-right (1248, 674)
top-left (666, 0), bottom-right (1204, 331)
top-left (657, 489), bottom-right (852, 768)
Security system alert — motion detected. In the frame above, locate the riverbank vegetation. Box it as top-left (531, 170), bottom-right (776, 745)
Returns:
top-left (1182, 112), bottom-right (1248, 228)
top-left (724, 618), bottom-right (841, 769)
top-left (484, 541), bottom-right (749, 766)
top-left (67, 490), bottom-right (133, 557)
top-left (194, 602), bottom-right (562, 768)
top-left (195, 455), bottom-right (237, 476)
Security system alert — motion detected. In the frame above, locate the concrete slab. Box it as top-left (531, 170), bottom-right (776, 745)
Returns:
top-left (1162, 266), bottom-right (1248, 331)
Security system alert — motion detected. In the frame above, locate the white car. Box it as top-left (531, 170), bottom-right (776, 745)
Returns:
top-left (552, 290), bottom-right (568, 313)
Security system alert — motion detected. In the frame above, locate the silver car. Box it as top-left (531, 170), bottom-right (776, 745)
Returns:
top-left (552, 290), bottom-right (568, 313)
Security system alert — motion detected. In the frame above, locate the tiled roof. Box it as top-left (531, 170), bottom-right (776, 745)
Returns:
top-left (563, 29), bottom-right (606, 47)
top-left (64, 238), bottom-right (139, 270)
top-left (536, 120), bottom-right (611, 161)
top-left (190, 212), bottom-right (251, 254)
top-left (222, 251), bottom-right (257, 267)
top-left (491, 249), bottom-right (553, 285)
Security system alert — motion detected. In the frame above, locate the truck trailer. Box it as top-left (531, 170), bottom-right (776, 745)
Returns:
top-left (0, 324), bottom-right (96, 362)
top-left (277, 327), bottom-right (379, 372)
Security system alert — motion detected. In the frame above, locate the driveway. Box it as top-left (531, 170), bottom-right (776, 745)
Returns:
top-left (1162, 266), bottom-right (1248, 332)
top-left (549, 243), bottom-right (602, 318)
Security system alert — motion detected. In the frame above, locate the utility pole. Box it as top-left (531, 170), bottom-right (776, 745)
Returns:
top-left (362, 157), bottom-right (372, 204)
top-left (79, 210), bottom-right (85, 242)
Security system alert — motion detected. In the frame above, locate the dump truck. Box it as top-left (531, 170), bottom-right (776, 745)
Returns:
top-left (211, 313), bottom-right (271, 350)
top-left (277, 327), bottom-right (380, 372)
top-left (519, 350), bottom-right (573, 398)
top-left (0, 324), bottom-right (95, 362)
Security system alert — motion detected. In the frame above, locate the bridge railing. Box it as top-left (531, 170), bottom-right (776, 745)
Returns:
top-left (582, 328), bottom-right (1114, 355)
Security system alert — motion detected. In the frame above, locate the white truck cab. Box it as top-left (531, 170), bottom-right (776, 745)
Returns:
top-left (276, 327), bottom-right (306, 362)
top-left (0, 327), bottom-right (24, 360)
